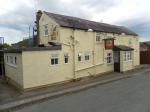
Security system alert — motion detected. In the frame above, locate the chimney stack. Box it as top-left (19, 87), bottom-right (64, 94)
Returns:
top-left (34, 10), bottom-right (42, 46)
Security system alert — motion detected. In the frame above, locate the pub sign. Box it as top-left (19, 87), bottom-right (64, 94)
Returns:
top-left (104, 39), bottom-right (114, 49)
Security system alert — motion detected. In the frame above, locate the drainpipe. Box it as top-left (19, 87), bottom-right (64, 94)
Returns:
top-left (72, 29), bottom-right (76, 80)
top-left (93, 32), bottom-right (96, 76)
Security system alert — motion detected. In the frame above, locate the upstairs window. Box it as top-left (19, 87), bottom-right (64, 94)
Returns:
top-left (107, 52), bottom-right (113, 64)
top-left (64, 53), bottom-right (69, 64)
top-left (128, 38), bottom-right (132, 45)
top-left (44, 24), bottom-right (48, 36)
top-left (51, 54), bottom-right (59, 65)
top-left (96, 32), bottom-right (101, 42)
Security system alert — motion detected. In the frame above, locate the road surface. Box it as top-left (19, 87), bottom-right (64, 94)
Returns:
top-left (12, 68), bottom-right (150, 112)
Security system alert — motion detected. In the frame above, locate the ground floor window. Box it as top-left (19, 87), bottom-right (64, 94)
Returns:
top-left (64, 53), bottom-right (69, 64)
top-left (51, 54), bottom-right (59, 65)
top-left (124, 51), bottom-right (132, 61)
top-left (78, 53), bottom-right (83, 62)
top-left (85, 53), bottom-right (90, 61)
top-left (107, 52), bottom-right (113, 64)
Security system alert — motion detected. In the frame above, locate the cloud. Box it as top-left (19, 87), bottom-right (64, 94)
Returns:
top-left (118, 17), bottom-right (150, 41)
top-left (0, 28), bottom-right (27, 44)
top-left (0, 0), bottom-right (150, 44)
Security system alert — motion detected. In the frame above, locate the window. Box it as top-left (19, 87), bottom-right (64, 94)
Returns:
top-left (107, 52), bottom-right (113, 64)
top-left (10, 56), bottom-right (13, 64)
top-left (85, 53), bottom-right (90, 61)
top-left (14, 57), bottom-right (17, 65)
top-left (78, 53), bottom-right (82, 62)
top-left (51, 54), bottom-right (59, 65)
top-left (6, 56), bottom-right (17, 67)
top-left (129, 38), bottom-right (132, 45)
top-left (64, 53), bottom-right (69, 64)
top-left (6, 56), bottom-right (8, 63)
top-left (96, 32), bottom-right (101, 42)
top-left (124, 51), bottom-right (132, 61)
top-left (44, 24), bottom-right (48, 36)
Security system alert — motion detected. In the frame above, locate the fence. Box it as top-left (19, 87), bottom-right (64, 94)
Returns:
top-left (140, 51), bottom-right (150, 64)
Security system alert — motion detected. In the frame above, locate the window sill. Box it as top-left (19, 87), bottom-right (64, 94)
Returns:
top-left (124, 60), bottom-right (133, 63)
top-left (107, 63), bottom-right (113, 65)
top-left (50, 64), bottom-right (60, 67)
top-left (96, 41), bottom-right (102, 44)
top-left (7, 63), bottom-right (17, 68)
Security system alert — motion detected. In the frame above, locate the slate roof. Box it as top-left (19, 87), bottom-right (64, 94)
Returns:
top-left (44, 11), bottom-right (138, 36)
top-left (113, 45), bottom-right (134, 51)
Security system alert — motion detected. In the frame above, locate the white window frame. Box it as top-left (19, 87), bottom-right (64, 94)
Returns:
top-left (128, 38), bottom-right (132, 45)
top-left (10, 56), bottom-right (13, 64)
top-left (78, 53), bottom-right (83, 62)
top-left (107, 52), bottom-right (113, 64)
top-left (124, 51), bottom-right (132, 62)
top-left (85, 53), bottom-right (90, 61)
top-left (96, 32), bottom-right (101, 42)
top-left (51, 54), bottom-right (59, 65)
top-left (64, 53), bottom-right (69, 64)
top-left (6, 56), bottom-right (17, 68)
top-left (44, 24), bottom-right (48, 36)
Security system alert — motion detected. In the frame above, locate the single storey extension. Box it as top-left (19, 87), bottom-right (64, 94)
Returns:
top-left (4, 11), bottom-right (140, 90)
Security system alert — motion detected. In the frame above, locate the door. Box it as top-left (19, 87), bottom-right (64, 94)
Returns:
top-left (114, 51), bottom-right (120, 72)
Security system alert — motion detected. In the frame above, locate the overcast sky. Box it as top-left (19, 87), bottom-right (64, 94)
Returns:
top-left (0, 0), bottom-right (150, 44)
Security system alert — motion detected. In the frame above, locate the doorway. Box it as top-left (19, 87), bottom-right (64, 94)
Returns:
top-left (114, 51), bottom-right (120, 72)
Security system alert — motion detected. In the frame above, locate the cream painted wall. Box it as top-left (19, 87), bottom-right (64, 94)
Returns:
top-left (114, 35), bottom-right (140, 67)
top-left (120, 51), bottom-right (134, 72)
top-left (59, 27), bottom-right (114, 79)
top-left (39, 13), bottom-right (60, 45)
top-left (4, 53), bottom-right (23, 88)
top-left (22, 50), bottom-right (74, 89)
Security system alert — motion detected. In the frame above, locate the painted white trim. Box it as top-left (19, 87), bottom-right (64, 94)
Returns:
top-left (6, 63), bottom-right (17, 68)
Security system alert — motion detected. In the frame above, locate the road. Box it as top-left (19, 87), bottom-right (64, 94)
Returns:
top-left (12, 68), bottom-right (150, 112)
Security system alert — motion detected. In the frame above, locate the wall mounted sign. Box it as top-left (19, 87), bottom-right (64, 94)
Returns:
top-left (104, 39), bottom-right (114, 49)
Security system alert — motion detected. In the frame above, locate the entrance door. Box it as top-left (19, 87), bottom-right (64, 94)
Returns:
top-left (114, 51), bottom-right (120, 72)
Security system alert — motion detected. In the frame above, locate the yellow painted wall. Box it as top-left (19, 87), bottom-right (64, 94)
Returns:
top-left (120, 51), bottom-right (134, 72)
top-left (4, 53), bottom-right (23, 88)
top-left (114, 34), bottom-right (140, 67)
top-left (39, 12), bottom-right (60, 45)
top-left (59, 27), bottom-right (114, 79)
top-left (22, 50), bottom-right (74, 89)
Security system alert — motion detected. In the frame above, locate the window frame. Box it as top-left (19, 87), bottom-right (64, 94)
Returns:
top-left (106, 52), bottom-right (113, 64)
top-left (78, 53), bottom-right (83, 62)
top-left (64, 53), bottom-right (69, 64)
top-left (44, 24), bottom-right (49, 36)
top-left (124, 51), bottom-right (132, 62)
top-left (51, 54), bottom-right (59, 65)
top-left (85, 53), bottom-right (90, 61)
top-left (96, 32), bottom-right (101, 42)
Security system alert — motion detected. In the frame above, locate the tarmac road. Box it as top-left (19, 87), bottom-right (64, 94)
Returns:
top-left (12, 67), bottom-right (150, 112)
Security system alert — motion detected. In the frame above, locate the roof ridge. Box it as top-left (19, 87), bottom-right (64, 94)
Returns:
top-left (43, 11), bottom-right (138, 36)
top-left (44, 11), bottom-right (122, 28)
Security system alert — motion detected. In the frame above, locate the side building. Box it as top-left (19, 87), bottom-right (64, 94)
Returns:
top-left (4, 11), bottom-right (140, 90)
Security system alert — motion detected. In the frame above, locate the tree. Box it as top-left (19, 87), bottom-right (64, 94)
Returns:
top-left (0, 43), bottom-right (11, 49)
